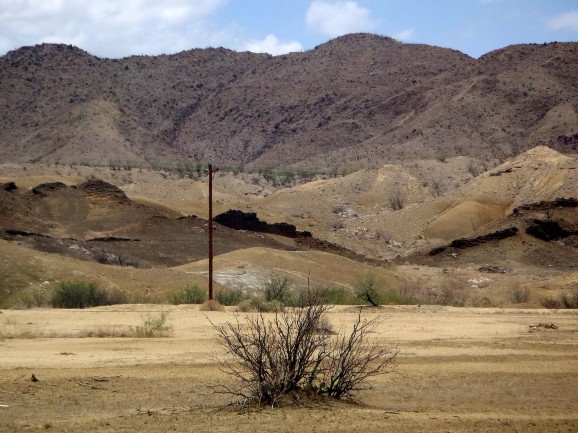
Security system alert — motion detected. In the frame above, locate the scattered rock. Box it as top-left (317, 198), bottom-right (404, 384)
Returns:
top-left (2, 182), bottom-right (17, 191)
top-left (479, 265), bottom-right (512, 273)
top-left (529, 322), bottom-right (558, 330)
top-left (214, 209), bottom-right (311, 238)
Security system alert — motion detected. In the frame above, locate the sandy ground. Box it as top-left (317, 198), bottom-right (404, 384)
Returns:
top-left (1, 305), bottom-right (577, 432)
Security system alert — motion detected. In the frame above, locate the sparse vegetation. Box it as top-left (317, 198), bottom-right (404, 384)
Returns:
top-left (200, 299), bottom-right (225, 312)
top-left (388, 189), bottom-right (405, 211)
top-left (95, 251), bottom-right (142, 268)
top-left (131, 311), bottom-right (172, 337)
top-left (263, 276), bottom-right (294, 305)
top-left (51, 281), bottom-right (128, 309)
top-left (353, 271), bottom-right (385, 307)
top-left (541, 291), bottom-right (578, 309)
top-left (237, 298), bottom-right (284, 313)
top-left (216, 288), bottom-right (246, 306)
top-left (510, 286), bottom-right (531, 304)
top-left (169, 284), bottom-right (207, 305)
top-left (212, 303), bottom-right (396, 406)
top-left (16, 290), bottom-right (50, 308)
top-left (319, 286), bottom-right (360, 305)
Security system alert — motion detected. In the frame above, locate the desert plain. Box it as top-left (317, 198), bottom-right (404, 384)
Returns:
top-left (1, 304), bottom-right (577, 433)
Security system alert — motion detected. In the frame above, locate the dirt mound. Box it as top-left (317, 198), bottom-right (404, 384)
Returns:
top-left (0, 178), bottom-right (302, 271)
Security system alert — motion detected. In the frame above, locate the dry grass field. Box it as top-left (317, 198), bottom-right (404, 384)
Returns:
top-left (0, 147), bottom-right (576, 432)
top-left (1, 305), bottom-right (577, 432)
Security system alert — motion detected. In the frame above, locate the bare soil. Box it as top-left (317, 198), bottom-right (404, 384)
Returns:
top-left (1, 305), bottom-right (577, 432)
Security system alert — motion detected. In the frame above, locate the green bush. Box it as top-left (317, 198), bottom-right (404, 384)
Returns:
top-left (18, 291), bottom-right (50, 308)
top-left (380, 289), bottom-right (416, 305)
top-left (311, 286), bottom-right (359, 306)
top-left (169, 284), bottom-right (207, 304)
top-left (51, 281), bottom-right (122, 308)
top-left (216, 288), bottom-right (246, 306)
top-left (262, 276), bottom-right (294, 305)
top-left (237, 297), bottom-right (284, 313)
top-left (132, 312), bottom-right (172, 337)
top-left (353, 271), bottom-right (385, 306)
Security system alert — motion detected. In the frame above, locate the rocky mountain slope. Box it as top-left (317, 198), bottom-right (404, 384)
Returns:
top-left (1, 34), bottom-right (577, 170)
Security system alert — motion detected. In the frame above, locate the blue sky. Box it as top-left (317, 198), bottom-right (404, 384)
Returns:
top-left (0, 0), bottom-right (577, 59)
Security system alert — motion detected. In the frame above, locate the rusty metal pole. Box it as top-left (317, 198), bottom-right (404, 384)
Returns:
top-left (208, 163), bottom-right (214, 300)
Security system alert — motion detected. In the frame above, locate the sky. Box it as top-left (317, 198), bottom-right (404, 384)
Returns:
top-left (0, 0), bottom-right (577, 59)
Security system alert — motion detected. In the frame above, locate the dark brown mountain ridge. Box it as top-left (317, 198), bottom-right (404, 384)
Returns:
top-left (1, 33), bottom-right (577, 170)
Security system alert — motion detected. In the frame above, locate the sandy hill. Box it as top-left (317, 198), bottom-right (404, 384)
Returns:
top-left (0, 145), bottom-right (576, 308)
top-left (0, 177), bottom-right (301, 271)
top-left (240, 146), bottom-right (577, 267)
top-left (0, 34), bottom-right (577, 170)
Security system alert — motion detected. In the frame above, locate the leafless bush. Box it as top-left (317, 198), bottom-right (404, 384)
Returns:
top-left (398, 281), bottom-right (437, 304)
top-left (211, 305), bottom-right (396, 406)
top-left (398, 279), bottom-right (465, 306)
top-left (436, 278), bottom-right (466, 306)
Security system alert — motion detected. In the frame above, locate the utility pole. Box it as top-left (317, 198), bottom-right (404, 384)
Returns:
top-left (207, 163), bottom-right (217, 300)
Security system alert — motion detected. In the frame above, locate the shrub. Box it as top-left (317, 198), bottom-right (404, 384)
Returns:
top-left (561, 291), bottom-right (578, 309)
top-left (200, 299), bottom-right (225, 312)
top-left (216, 288), bottom-right (246, 306)
top-left (380, 289), bottom-right (416, 305)
top-left (262, 276), bottom-right (294, 305)
top-left (435, 285), bottom-right (466, 307)
top-left (131, 312), bottom-right (172, 337)
top-left (436, 278), bottom-right (466, 306)
top-left (397, 280), bottom-right (465, 306)
top-left (51, 281), bottom-right (121, 308)
top-left (510, 286), bottom-right (531, 304)
top-left (388, 190), bottom-right (405, 211)
top-left (212, 304), bottom-right (396, 406)
top-left (540, 297), bottom-right (564, 309)
top-left (237, 297), bottom-right (283, 313)
top-left (169, 284), bottom-right (207, 305)
top-left (541, 291), bottom-right (578, 309)
top-left (315, 286), bottom-right (360, 305)
top-left (18, 291), bottom-right (50, 308)
top-left (353, 271), bottom-right (384, 307)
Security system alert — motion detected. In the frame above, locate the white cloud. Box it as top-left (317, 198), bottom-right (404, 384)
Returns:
top-left (0, 0), bottom-right (229, 58)
top-left (244, 34), bottom-right (303, 56)
top-left (306, 1), bottom-right (377, 37)
top-left (393, 27), bottom-right (414, 42)
top-left (548, 11), bottom-right (578, 32)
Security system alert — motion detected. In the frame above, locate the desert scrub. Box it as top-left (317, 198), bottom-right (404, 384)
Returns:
top-left (262, 276), bottom-right (294, 305)
top-left (541, 291), bottom-right (578, 309)
top-left (131, 311), bottom-right (172, 337)
top-left (51, 281), bottom-right (127, 308)
top-left (354, 271), bottom-right (385, 306)
top-left (169, 283), bottom-right (207, 304)
top-left (237, 297), bottom-right (284, 313)
top-left (200, 299), bottom-right (226, 312)
top-left (212, 304), bottom-right (396, 406)
top-left (509, 285), bottom-right (531, 304)
top-left (216, 288), bottom-right (246, 306)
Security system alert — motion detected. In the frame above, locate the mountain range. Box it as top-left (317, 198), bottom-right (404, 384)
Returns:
top-left (1, 33), bottom-right (577, 171)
